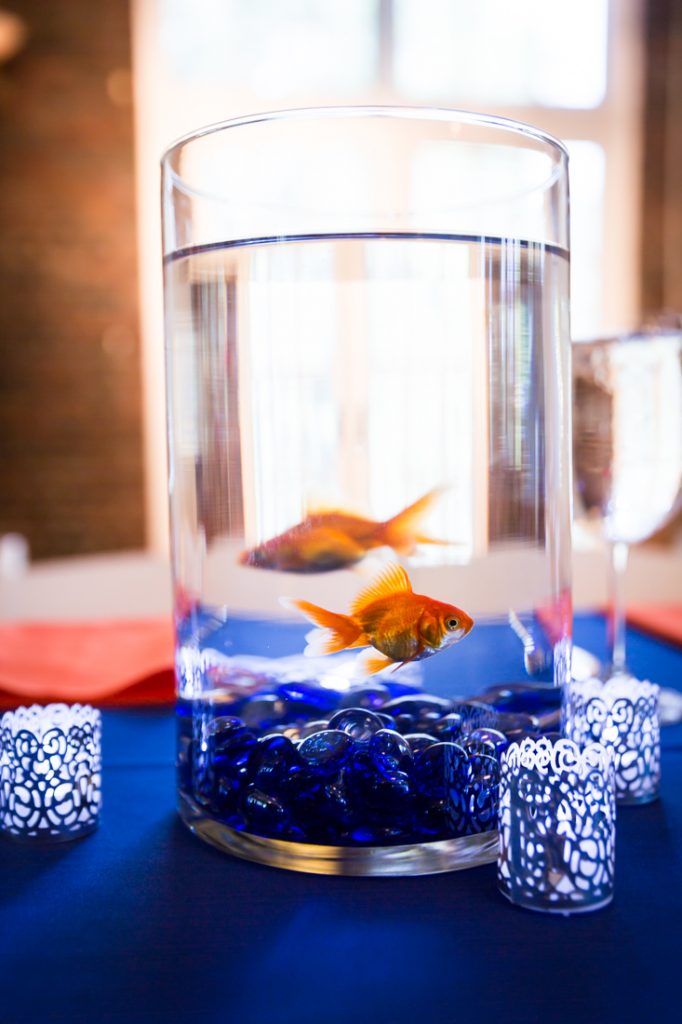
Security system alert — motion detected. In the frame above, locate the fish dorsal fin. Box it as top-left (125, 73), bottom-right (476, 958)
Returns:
top-left (303, 494), bottom-right (364, 518)
top-left (350, 562), bottom-right (412, 616)
top-left (304, 502), bottom-right (341, 516)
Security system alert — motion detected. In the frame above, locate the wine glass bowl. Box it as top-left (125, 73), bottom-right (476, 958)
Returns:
top-left (573, 327), bottom-right (682, 676)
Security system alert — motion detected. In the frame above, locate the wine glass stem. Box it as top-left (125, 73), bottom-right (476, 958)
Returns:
top-left (607, 540), bottom-right (629, 673)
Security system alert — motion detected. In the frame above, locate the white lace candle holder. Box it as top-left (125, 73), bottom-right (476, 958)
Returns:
top-left (498, 737), bottom-right (616, 915)
top-left (0, 704), bottom-right (102, 842)
top-left (563, 676), bottom-right (660, 805)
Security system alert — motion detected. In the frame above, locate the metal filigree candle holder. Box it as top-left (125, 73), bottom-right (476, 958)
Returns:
top-left (498, 737), bottom-right (615, 914)
top-left (563, 676), bottom-right (660, 805)
top-left (0, 704), bottom-right (102, 842)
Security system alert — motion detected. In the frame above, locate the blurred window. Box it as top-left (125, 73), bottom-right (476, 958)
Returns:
top-left (155, 0), bottom-right (636, 342)
top-left (393, 0), bottom-right (609, 108)
top-left (160, 0), bottom-right (381, 95)
top-left (137, 0), bottom-right (643, 549)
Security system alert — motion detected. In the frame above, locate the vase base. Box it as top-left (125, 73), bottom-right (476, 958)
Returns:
top-left (178, 792), bottom-right (498, 876)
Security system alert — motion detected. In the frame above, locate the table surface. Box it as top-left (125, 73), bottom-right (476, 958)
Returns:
top-left (2, 615), bottom-right (681, 1024)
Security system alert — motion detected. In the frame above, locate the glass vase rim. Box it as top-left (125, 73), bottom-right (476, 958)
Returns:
top-left (161, 104), bottom-right (569, 183)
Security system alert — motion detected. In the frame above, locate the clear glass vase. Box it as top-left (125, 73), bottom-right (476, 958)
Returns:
top-left (162, 107), bottom-right (572, 875)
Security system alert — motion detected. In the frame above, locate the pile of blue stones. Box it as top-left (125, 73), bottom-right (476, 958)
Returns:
top-left (178, 681), bottom-right (539, 846)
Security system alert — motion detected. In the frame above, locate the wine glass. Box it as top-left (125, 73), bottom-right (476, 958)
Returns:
top-left (573, 327), bottom-right (682, 679)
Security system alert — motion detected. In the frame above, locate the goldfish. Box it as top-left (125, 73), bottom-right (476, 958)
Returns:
top-left (240, 488), bottom-right (447, 573)
top-left (282, 562), bottom-right (474, 676)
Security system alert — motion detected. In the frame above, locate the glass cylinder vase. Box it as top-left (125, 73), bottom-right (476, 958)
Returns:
top-left (162, 107), bottom-right (572, 875)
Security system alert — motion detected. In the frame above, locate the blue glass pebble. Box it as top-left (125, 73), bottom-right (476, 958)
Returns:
top-left (481, 683), bottom-right (561, 715)
top-left (369, 729), bottom-right (413, 777)
top-left (450, 700), bottom-right (499, 733)
top-left (433, 712), bottom-right (465, 741)
top-left (383, 695), bottom-right (453, 731)
top-left (381, 679), bottom-right (424, 700)
top-left (298, 718), bottom-right (330, 739)
top-left (240, 694), bottom-right (288, 731)
top-left (414, 742), bottom-right (468, 800)
top-left (322, 780), bottom-right (356, 828)
top-left (339, 683), bottom-right (389, 710)
top-left (328, 708), bottom-right (384, 743)
top-left (415, 797), bottom-right (449, 838)
top-left (213, 775), bottom-right (241, 816)
top-left (348, 825), bottom-right (379, 843)
top-left (299, 729), bottom-right (353, 776)
top-left (403, 733), bottom-right (438, 754)
top-left (289, 788), bottom-right (325, 835)
top-left (208, 719), bottom-right (258, 783)
top-left (442, 787), bottom-right (469, 836)
top-left (342, 748), bottom-right (376, 809)
top-left (213, 734), bottom-right (257, 774)
top-left (465, 727), bottom-right (509, 759)
top-left (207, 715), bottom-right (248, 748)
top-left (260, 725), bottom-right (301, 740)
top-left (464, 754), bottom-right (499, 833)
top-left (251, 735), bottom-right (304, 794)
top-left (242, 787), bottom-right (291, 834)
top-left (368, 769), bottom-right (414, 817)
top-left (345, 822), bottom-right (410, 844)
top-left (179, 680), bottom-right (516, 845)
top-left (492, 711), bottom-right (539, 741)
top-left (275, 680), bottom-right (340, 715)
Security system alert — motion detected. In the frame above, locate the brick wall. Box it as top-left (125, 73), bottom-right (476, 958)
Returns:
top-left (0, 0), bottom-right (144, 559)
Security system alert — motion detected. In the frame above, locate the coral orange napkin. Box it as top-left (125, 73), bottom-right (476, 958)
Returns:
top-left (0, 619), bottom-right (175, 709)
top-left (627, 604), bottom-right (682, 647)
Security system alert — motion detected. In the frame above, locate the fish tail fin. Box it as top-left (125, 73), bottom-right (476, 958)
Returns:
top-left (379, 487), bottom-right (448, 555)
top-left (354, 649), bottom-right (397, 678)
top-left (280, 597), bottom-right (362, 656)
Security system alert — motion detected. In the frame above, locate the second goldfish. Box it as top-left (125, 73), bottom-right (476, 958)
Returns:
top-left (240, 488), bottom-right (447, 573)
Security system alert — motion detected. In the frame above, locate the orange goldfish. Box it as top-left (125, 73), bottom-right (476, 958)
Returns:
top-left (282, 562), bottom-right (474, 676)
top-left (240, 488), bottom-right (447, 573)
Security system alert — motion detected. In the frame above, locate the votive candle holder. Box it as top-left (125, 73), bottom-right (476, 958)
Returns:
top-left (498, 737), bottom-right (616, 914)
top-left (0, 703), bottom-right (102, 842)
top-left (563, 676), bottom-right (660, 805)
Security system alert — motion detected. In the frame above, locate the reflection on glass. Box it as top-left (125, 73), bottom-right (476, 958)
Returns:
top-left (564, 140), bottom-right (606, 341)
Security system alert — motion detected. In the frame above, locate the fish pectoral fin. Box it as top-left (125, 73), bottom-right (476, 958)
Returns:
top-left (392, 649), bottom-right (423, 672)
top-left (412, 532), bottom-right (452, 547)
top-left (349, 561), bottom-right (412, 616)
top-left (354, 649), bottom-right (397, 678)
top-left (300, 528), bottom-right (366, 569)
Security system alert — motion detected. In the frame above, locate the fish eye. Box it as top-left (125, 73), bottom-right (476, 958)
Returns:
top-left (446, 617), bottom-right (459, 631)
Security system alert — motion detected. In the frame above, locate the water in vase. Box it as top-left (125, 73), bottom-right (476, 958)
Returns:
top-left (165, 231), bottom-right (571, 850)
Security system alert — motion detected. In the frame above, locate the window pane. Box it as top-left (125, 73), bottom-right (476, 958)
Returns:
top-left (160, 0), bottom-right (380, 96)
top-left (393, 0), bottom-right (609, 109)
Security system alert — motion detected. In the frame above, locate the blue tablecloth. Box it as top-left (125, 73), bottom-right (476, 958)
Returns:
top-left (2, 615), bottom-right (681, 1024)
